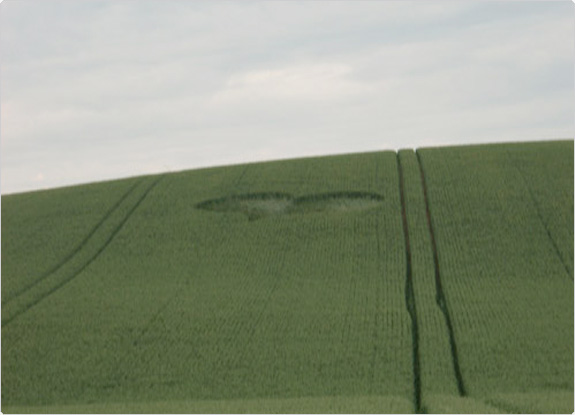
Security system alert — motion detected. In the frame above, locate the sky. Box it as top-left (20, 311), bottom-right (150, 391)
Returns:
top-left (1, 1), bottom-right (573, 194)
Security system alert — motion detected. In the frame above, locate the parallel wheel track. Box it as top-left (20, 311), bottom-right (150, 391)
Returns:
top-left (2, 179), bottom-right (142, 306)
top-left (2, 176), bottom-right (163, 328)
top-left (415, 151), bottom-right (466, 397)
top-left (397, 154), bottom-right (422, 413)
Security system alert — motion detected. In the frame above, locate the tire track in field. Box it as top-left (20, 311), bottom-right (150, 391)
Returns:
top-left (415, 151), bottom-right (466, 397)
top-left (125, 166), bottom-right (262, 365)
top-left (368, 155), bottom-right (382, 393)
top-left (2, 180), bottom-right (142, 306)
top-left (397, 153), bottom-right (422, 413)
top-left (104, 169), bottom-right (248, 393)
top-left (506, 151), bottom-right (572, 280)
top-left (1, 176), bottom-right (163, 328)
top-left (368, 213), bottom-right (383, 394)
top-left (232, 164), bottom-right (250, 194)
top-left (131, 296), bottom-right (173, 347)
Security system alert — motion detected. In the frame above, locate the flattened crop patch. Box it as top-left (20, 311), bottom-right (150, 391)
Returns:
top-left (196, 192), bottom-right (384, 220)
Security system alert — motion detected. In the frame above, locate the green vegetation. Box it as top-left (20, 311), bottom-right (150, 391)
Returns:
top-left (2, 142), bottom-right (572, 413)
top-left (4, 395), bottom-right (413, 414)
top-left (398, 150), bottom-right (460, 409)
top-left (195, 191), bottom-right (384, 220)
top-left (1, 177), bottom-right (140, 305)
top-left (417, 141), bottom-right (573, 411)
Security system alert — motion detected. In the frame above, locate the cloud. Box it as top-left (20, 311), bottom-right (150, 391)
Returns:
top-left (1, 1), bottom-right (573, 194)
top-left (209, 63), bottom-right (368, 107)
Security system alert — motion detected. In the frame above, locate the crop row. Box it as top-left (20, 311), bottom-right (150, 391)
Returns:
top-left (1, 176), bottom-right (162, 328)
top-left (416, 141), bottom-right (573, 413)
top-left (2, 152), bottom-right (416, 410)
top-left (2, 142), bottom-right (572, 413)
top-left (1, 177), bottom-right (142, 305)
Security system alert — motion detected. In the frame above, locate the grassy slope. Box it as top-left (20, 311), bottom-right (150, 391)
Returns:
top-left (418, 141), bottom-right (573, 413)
top-left (397, 150), bottom-right (460, 407)
top-left (2, 141), bottom-right (573, 414)
top-left (1, 177), bottom-right (139, 305)
top-left (2, 152), bottom-right (414, 412)
top-left (4, 395), bottom-right (413, 414)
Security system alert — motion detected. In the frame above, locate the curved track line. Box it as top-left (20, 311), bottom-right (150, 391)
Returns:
top-left (2, 176), bottom-right (163, 328)
top-left (2, 180), bottom-right (143, 307)
top-left (506, 151), bottom-right (572, 280)
top-left (127, 164), bottom-right (262, 357)
top-left (397, 153), bottom-right (422, 413)
top-left (415, 150), bottom-right (466, 397)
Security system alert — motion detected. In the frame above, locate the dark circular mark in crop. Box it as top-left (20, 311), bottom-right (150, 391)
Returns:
top-left (196, 191), bottom-right (384, 220)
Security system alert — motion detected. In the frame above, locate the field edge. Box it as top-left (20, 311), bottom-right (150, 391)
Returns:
top-left (2, 395), bottom-right (414, 414)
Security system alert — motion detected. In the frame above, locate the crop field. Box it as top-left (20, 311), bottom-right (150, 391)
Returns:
top-left (1, 141), bottom-right (573, 413)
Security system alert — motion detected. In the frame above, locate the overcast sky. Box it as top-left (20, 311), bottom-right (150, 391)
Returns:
top-left (1, 1), bottom-right (573, 194)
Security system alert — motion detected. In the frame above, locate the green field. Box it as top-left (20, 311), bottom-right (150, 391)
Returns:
top-left (2, 141), bottom-right (573, 413)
